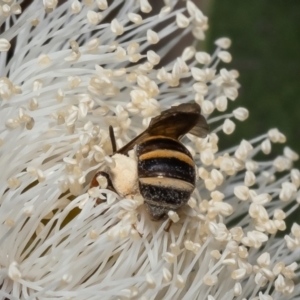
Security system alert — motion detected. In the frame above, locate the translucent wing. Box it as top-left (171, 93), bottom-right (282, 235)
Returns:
top-left (188, 114), bottom-right (209, 138)
top-left (148, 103), bottom-right (209, 138)
top-left (117, 103), bottom-right (209, 154)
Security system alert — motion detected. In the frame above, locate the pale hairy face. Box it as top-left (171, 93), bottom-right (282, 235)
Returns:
top-left (109, 153), bottom-right (139, 198)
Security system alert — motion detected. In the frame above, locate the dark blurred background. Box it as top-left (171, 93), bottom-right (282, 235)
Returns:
top-left (201, 1), bottom-right (300, 225)
top-left (201, 1), bottom-right (300, 168)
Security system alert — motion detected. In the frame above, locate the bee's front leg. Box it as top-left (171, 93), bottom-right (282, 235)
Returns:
top-left (90, 171), bottom-right (115, 205)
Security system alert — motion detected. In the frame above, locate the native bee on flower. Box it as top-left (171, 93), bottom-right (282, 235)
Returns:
top-left (90, 103), bottom-right (209, 227)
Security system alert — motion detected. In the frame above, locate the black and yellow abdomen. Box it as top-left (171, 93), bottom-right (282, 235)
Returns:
top-left (136, 136), bottom-right (196, 220)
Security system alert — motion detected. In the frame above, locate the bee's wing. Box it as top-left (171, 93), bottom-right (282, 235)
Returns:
top-left (116, 130), bottom-right (150, 155)
top-left (188, 114), bottom-right (209, 138)
top-left (148, 103), bottom-right (209, 138)
top-left (117, 103), bottom-right (209, 154)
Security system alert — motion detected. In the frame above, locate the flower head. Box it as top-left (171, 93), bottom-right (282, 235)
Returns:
top-left (0, 1), bottom-right (300, 299)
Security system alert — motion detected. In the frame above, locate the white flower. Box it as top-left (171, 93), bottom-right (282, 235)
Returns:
top-left (0, 1), bottom-right (299, 299)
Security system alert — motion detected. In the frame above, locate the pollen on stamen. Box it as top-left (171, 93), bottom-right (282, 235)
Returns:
top-left (0, 38), bottom-right (11, 52)
top-left (168, 210), bottom-right (180, 223)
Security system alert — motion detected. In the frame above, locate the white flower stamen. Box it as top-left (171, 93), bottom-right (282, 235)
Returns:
top-left (0, 1), bottom-right (299, 299)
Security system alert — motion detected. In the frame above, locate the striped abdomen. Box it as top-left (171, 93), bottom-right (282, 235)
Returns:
top-left (136, 136), bottom-right (196, 221)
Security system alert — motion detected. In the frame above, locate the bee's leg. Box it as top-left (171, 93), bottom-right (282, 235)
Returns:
top-left (90, 171), bottom-right (115, 205)
top-left (164, 219), bottom-right (173, 232)
top-left (132, 224), bottom-right (143, 238)
top-left (90, 171), bottom-right (114, 190)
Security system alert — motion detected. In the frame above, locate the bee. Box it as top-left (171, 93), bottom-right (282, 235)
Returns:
top-left (90, 103), bottom-right (209, 229)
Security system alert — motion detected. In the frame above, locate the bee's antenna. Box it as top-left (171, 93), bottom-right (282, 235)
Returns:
top-left (109, 125), bottom-right (117, 153)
